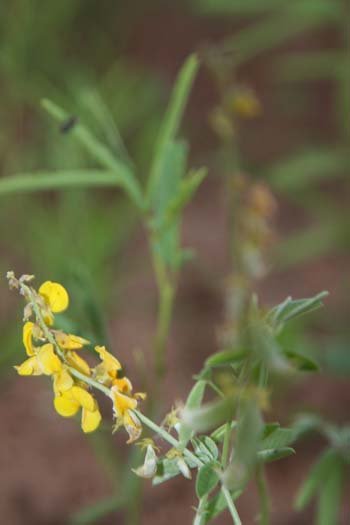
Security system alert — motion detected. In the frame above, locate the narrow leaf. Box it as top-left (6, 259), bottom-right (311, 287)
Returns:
top-left (147, 54), bottom-right (199, 202)
top-left (0, 170), bottom-right (130, 196)
top-left (41, 99), bottom-right (143, 207)
top-left (179, 380), bottom-right (206, 446)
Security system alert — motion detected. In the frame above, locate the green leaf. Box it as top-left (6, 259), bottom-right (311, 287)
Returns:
top-left (275, 51), bottom-right (345, 82)
top-left (262, 423), bottom-right (280, 439)
top-left (192, 436), bottom-right (219, 463)
top-left (0, 170), bottom-right (132, 196)
top-left (204, 489), bottom-right (241, 523)
top-left (257, 447), bottom-right (295, 463)
top-left (41, 99), bottom-right (143, 208)
top-left (182, 396), bottom-right (236, 433)
top-left (285, 350), bottom-right (319, 372)
top-left (260, 427), bottom-right (296, 449)
top-left (178, 380), bottom-right (206, 447)
top-left (295, 449), bottom-right (338, 511)
top-left (205, 349), bottom-right (246, 368)
top-left (147, 54), bottom-right (199, 203)
top-left (265, 148), bottom-right (347, 192)
top-left (211, 421), bottom-right (237, 442)
top-left (153, 458), bottom-right (181, 485)
top-left (150, 141), bottom-right (188, 267)
top-left (221, 0), bottom-right (339, 66)
top-left (248, 320), bottom-right (290, 372)
top-left (69, 496), bottom-right (122, 524)
top-left (162, 167), bottom-right (207, 228)
top-left (196, 463), bottom-right (220, 499)
top-left (273, 221), bottom-right (346, 268)
top-left (268, 292), bottom-right (328, 327)
top-left (317, 457), bottom-right (344, 525)
top-left (222, 402), bottom-right (263, 490)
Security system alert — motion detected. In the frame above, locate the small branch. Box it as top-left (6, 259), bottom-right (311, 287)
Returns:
top-left (193, 495), bottom-right (208, 525)
top-left (221, 486), bottom-right (242, 525)
top-left (134, 409), bottom-right (203, 468)
top-left (222, 422), bottom-right (232, 468)
top-left (256, 463), bottom-right (270, 525)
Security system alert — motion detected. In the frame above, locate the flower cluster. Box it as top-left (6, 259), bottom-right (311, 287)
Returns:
top-left (7, 272), bottom-right (145, 442)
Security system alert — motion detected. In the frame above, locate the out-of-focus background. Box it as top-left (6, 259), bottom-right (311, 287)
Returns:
top-left (1, 1), bottom-right (350, 523)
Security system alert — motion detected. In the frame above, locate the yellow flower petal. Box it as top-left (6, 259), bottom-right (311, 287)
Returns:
top-left (71, 386), bottom-right (95, 412)
top-left (37, 344), bottom-right (62, 375)
top-left (81, 407), bottom-right (102, 433)
top-left (124, 410), bottom-right (142, 443)
top-left (53, 368), bottom-right (74, 395)
top-left (95, 346), bottom-right (121, 373)
top-left (54, 392), bottom-right (80, 417)
top-left (111, 388), bottom-right (137, 416)
top-left (66, 351), bottom-right (91, 376)
top-left (39, 281), bottom-right (69, 313)
top-left (55, 332), bottom-right (90, 350)
top-left (15, 356), bottom-right (41, 376)
top-left (113, 377), bottom-right (133, 394)
top-left (23, 322), bottom-right (35, 356)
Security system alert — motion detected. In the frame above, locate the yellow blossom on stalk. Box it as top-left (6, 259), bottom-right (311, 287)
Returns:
top-left (54, 385), bottom-right (101, 433)
top-left (15, 343), bottom-right (62, 376)
top-left (23, 321), bottom-right (35, 356)
top-left (39, 281), bottom-right (69, 313)
top-left (110, 385), bottom-right (145, 443)
top-left (94, 345), bottom-right (122, 386)
top-left (230, 88), bottom-right (262, 119)
top-left (55, 331), bottom-right (90, 350)
top-left (9, 272), bottom-right (146, 440)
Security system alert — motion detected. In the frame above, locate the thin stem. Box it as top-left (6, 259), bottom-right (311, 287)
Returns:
top-left (193, 495), bottom-right (208, 525)
top-left (221, 486), bottom-right (242, 525)
top-left (154, 279), bottom-right (174, 377)
top-left (256, 464), bottom-right (270, 525)
top-left (222, 422), bottom-right (232, 468)
top-left (133, 409), bottom-right (203, 468)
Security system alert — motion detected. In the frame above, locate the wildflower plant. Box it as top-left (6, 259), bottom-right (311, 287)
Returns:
top-left (3, 47), bottom-right (349, 524)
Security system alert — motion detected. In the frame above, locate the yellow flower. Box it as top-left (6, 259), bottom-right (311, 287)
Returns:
top-left (94, 345), bottom-right (121, 386)
top-left (53, 367), bottom-right (74, 395)
top-left (15, 343), bottom-right (62, 376)
top-left (54, 385), bottom-right (101, 433)
top-left (110, 386), bottom-right (143, 443)
top-left (23, 321), bottom-right (35, 356)
top-left (55, 331), bottom-right (90, 350)
top-left (66, 350), bottom-right (91, 376)
top-left (112, 376), bottom-right (133, 394)
top-left (39, 281), bottom-right (69, 313)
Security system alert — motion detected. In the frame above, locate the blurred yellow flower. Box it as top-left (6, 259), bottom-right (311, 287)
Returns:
top-left (54, 385), bottom-right (101, 433)
top-left (94, 345), bottom-right (122, 386)
top-left (39, 281), bottom-right (69, 313)
top-left (110, 385), bottom-right (145, 443)
top-left (55, 331), bottom-right (90, 350)
top-left (23, 321), bottom-right (35, 356)
top-left (15, 343), bottom-right (62, 376)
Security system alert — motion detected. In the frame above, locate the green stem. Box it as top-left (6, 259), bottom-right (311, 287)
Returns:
top-left (221, 486), bottom-right (242, 525)
top-left (222, 422), bottom-right (232, 468)
top-left (134, 409), bottom-right (203, 469)
top-left (256, 463), bottom-right (270, 525)
top-left (154, 279), bottom-right (174, 377)
top-left (193, 495), bottom-right (208, 525)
